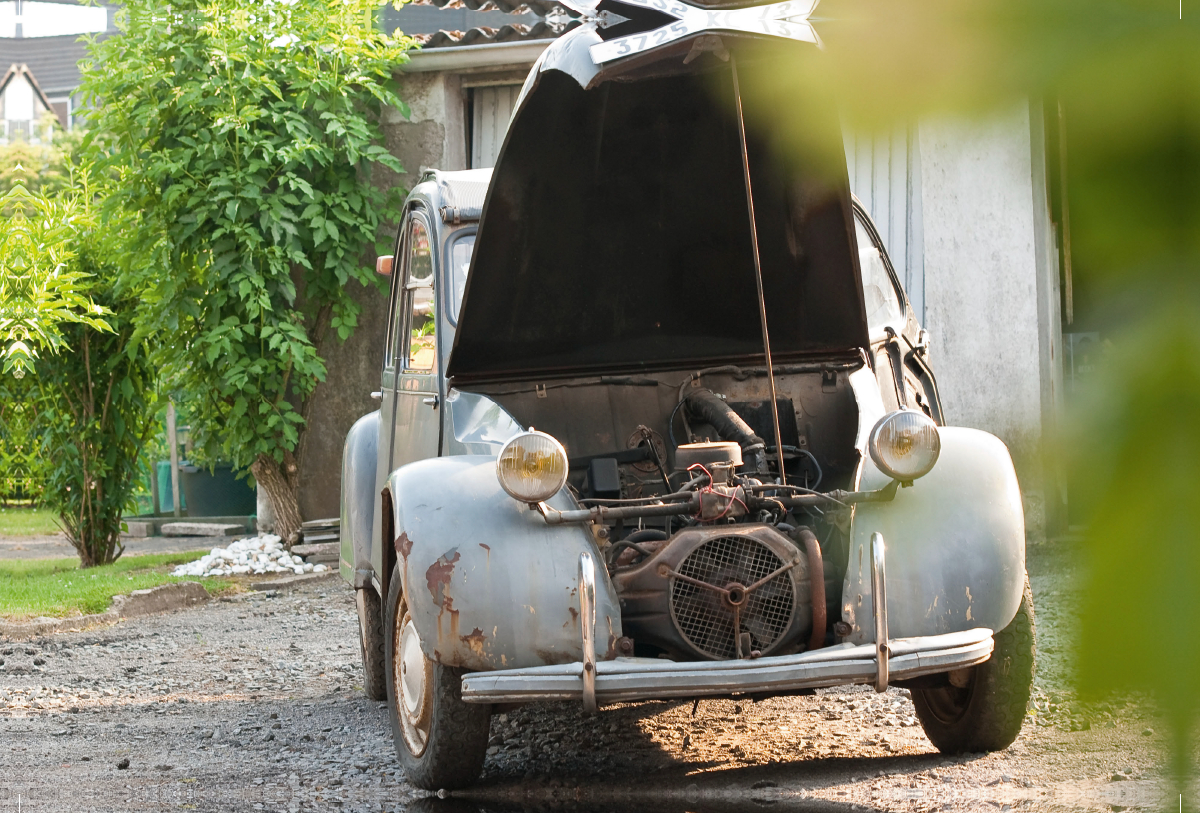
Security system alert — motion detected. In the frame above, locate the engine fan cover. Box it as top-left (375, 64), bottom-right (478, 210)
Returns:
top-left (612, 525), bottom-right (813, 661)
top-left (670, 534), bottom-right (799, 659)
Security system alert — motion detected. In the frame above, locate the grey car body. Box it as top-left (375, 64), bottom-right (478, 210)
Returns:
top-left (340, 0), bottom-right (1032, 789)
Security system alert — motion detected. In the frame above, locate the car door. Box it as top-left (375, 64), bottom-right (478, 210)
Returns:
top-left (380, 208), bottom-right (442, 486)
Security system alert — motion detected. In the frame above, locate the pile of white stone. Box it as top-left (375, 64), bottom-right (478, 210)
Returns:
top-left (171, 534), bottom-right (329, 578)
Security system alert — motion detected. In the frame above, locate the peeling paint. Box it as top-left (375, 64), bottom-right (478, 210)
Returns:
top-left (460, 627), bottom-right (488, 658)
top-left (395, 531), bottom-right (413, 558)
top-left (426, 548), bottom-right (461, 605)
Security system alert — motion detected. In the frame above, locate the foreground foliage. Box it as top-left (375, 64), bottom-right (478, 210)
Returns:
top-left (80, 0), bottom-right (413, 541)
top-left (810, 0), bottom-right (1200, 794)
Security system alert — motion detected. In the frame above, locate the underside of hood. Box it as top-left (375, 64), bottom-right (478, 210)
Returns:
top-left (448, 33), bottom-right (868, 385)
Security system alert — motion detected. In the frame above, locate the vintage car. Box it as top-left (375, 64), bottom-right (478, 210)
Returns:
top-left (340, 0), bottom-right (1034, 790)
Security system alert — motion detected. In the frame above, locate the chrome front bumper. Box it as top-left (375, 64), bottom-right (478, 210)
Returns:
top-left (460, 627), bottom-right (993, 705)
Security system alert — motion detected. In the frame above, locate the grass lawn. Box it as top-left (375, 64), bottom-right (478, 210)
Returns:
top-left (0, 506), bottom-right (62, 537)
top-left (0, 552), bottom-right (230, 621)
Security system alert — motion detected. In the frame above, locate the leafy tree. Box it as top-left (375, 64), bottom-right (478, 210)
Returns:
top-left (0, 172), bottom-right (112, 379)
top-left (36, 270), bottom-right (158, 567)
top-left (0, 157), bottom-right (155, 563)
top-left (80, 0), bottom-right (413, 542)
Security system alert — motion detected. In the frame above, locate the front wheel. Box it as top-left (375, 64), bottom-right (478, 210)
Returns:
top-left (912, 576), bottom-right (1036, 753)
top-left (384, 563), bottom-right (490, 790)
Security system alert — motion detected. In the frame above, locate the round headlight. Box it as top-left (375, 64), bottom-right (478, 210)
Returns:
top-left (496, 430), bottom-right (569, 504)
top-left (868, 410), bottom-right (941, 482)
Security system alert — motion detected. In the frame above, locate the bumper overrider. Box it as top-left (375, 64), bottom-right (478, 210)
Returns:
top-left (461, 536), bottom-right (995, 706)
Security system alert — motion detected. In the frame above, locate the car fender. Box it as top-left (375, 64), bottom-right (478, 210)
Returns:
top-left (339, 410), bottom-right (380, 586)
top-left (385, 455), bottom-right (622, 671)
top-left (843, 426), bottom-right (1026, 644)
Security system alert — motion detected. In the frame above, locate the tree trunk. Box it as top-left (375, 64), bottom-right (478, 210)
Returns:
top-left (251, 452), bottom-right (303, 545)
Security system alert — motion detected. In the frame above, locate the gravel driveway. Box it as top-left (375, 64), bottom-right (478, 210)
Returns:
top-left (0, 542), bottom-right (1170, 813)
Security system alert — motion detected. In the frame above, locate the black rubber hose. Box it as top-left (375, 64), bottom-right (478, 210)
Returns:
top-left (682, 390), bottom-right (768, 473)
top-left (606, 529), bottom-right (670, 567)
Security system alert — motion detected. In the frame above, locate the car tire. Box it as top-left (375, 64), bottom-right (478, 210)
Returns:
top-left (384, 562), bottom-right (490, 790)
top-left (911, 575), bottom-right (1036, 753)
top-left (356, 586), bottom-right (388, 701)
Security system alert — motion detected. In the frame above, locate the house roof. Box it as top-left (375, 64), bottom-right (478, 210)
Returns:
top-left (0, 3), bottom-right (569, 93)
top-left (410, 0), bottom-right (566, 17)
top-left (414, 19), bottom-right (574, 48)
top-left (0, 34), bottom-right (98, 95)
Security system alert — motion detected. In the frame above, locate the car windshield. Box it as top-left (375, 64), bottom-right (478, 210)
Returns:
top-left (449, 232), bottom-right (474, 324)
top-left (854, 215), bottom-right (904, 340)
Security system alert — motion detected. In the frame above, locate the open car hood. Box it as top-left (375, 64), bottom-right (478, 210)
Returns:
top-left (447, 1), bottom-right (868, 384)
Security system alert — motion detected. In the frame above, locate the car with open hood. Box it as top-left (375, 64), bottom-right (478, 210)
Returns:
top-left (340, 0), bottom-right (1034, 790)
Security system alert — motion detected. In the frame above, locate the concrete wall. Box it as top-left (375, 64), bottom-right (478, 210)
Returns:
top-left (918, 104), bottom-right (1060, 538)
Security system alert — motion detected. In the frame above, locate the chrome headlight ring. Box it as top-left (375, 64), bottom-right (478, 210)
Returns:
top-left (496, 430), bottom-right (569, 504)
top-left (868, 410), bottom-right (941, 483)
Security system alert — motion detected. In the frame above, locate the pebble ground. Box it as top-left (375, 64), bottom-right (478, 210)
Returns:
top-left (0, 541), bottom-right (1173, 812)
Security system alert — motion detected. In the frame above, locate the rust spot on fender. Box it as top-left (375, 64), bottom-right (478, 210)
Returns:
top-left (568, 606), bottom-right (579, 623)
top-left (460, 628), bottom-right (488, 658)
top-left (604, 616), bottom-right (618, 660)
top-left (426, 548), bottom-right (461, 606)
top-left (479, 543), bottom-right (490, 552)
top-left (395, 532), bottom-right (413, 558)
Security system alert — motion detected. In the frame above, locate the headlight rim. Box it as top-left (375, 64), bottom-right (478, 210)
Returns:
top-left (496, 429), bottom-right (570, 505)
top-left (868, 409), bottom-right (941, 482)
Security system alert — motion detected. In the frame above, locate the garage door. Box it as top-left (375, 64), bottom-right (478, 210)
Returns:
top-left (471, 84), bottom-right (523, 169)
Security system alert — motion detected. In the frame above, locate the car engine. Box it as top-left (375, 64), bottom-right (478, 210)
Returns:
top-left (571, 388), bottom-right (855, 662)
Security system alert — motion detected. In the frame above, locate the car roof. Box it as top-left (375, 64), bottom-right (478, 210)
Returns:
top-left (414, 168), bottom-right (493, 225)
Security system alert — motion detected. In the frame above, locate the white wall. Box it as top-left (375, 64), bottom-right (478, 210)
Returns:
top-left (3, 74), bottom-right (35, 121)
top-left (918, 105), bottom-right (1052, 535)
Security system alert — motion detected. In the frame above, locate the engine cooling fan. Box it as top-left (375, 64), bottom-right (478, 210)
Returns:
top-left (669, 534), bottom-right (798, 660)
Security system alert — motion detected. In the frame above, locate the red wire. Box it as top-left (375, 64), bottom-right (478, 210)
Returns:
top-left (686, 463), bottom-right (748, 521)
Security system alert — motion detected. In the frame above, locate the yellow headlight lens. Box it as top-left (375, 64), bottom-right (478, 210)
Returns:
top-left (868, 410), bottom-right (941, 482)
top-left (496, 431), bottom-right (569, 504)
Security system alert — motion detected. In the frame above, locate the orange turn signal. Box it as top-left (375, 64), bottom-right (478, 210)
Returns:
top-left (376, 255), bottom-right (394, 276)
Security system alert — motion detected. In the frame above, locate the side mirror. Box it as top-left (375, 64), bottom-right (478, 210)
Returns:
top-left (376, 255), bottom-right (394, 276)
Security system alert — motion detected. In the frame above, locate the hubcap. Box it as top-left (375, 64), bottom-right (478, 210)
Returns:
top-left (394, 614), bottom-right (433, 755)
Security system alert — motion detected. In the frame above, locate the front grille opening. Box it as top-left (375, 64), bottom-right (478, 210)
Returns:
top-left (670, 535), bottom-right (796, 659)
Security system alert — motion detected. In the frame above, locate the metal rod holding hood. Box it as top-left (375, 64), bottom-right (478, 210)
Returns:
top-left (730, 54), bottom-right (788, 485)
